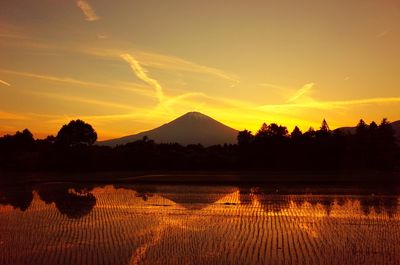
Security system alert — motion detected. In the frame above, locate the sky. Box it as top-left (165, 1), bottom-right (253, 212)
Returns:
top-left (1, 0), bottom-right (400, 140)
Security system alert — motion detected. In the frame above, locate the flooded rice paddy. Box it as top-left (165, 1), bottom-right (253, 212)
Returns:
top-left (1, 183), bottom-right (400, 265)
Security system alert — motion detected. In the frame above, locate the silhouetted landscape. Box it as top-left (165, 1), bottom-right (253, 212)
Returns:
top-left (0, 113), bottom-right (399, 184)
top-left (2, 1), bottom-right (400, 264)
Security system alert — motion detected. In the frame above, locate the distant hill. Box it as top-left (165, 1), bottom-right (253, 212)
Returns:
top-left (335, 120), bottom-right (400, 142)
top-left (392, 120), bottom-right (400, 143)
top-left (98, 112), bottom-right (238, 147)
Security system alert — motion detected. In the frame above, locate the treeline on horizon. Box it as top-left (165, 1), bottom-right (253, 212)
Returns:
top-left (0, 118), bottom-right (398, 173)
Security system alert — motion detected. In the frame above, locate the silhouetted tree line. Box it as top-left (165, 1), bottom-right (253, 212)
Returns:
top-left (0, 118), bottom-right (398, 172)
top-left (237, 118), bottom-right (398, 171)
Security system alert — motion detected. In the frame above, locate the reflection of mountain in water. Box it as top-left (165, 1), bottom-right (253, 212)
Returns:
top-left (113, 184), bottom-right (157, 201)
top-left (160, 193), bottom-right (225, 210)
top-left (0, 183), bottom-right (399, 218)
top-left (115, 184), bottom-right (236, 210)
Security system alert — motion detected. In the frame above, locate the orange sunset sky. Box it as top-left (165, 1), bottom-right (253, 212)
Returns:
top-left (1, 0), bottom-right (400, 140)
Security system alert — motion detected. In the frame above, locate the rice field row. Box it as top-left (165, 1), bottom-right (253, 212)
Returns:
top-left (0, 184), bottom-right (399, 265)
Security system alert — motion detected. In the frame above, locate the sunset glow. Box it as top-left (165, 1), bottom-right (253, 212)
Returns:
top-left (1, 0), bottom-right (400, 139)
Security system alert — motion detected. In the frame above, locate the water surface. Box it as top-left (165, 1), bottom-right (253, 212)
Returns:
top-left (1, 183), bottom-right (400, 265)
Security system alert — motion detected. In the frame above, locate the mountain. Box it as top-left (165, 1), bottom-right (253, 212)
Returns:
top-left (335, 120), bottom-right (400, 142)
top-left (392, 120), bottom-right (400, 142)
top-left (98, 112), bottom-right (239, 147)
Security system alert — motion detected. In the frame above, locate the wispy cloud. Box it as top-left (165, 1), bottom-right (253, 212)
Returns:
top-left (0, 23), bottom-right (29, 40)
top-left (328, 97), bottom-right (400, 106)
top-left (376, 29), bottom-right (390, 38)
top-left (0, 23), bottom-right (67, 51)
top-left (82, 47), bottom-right (238, 83)
top-left (0, 79), bottom-right (10, 86)
top-left (121, 53), bottom-right (165, 103)
top-left (260, 97), bottom-right (400, 111)
top-left (162, 92), bottom-right (204, 108)
top-left (138, 52), bottom-right (239, 83)
top-left (287, 82), bottom-right (314, 103)
top-left (1, 69), bottom-right (96, 87)
top-left (30, 91), bottom-right (138, 111)
top-left (76, 0), bottom-right (100, 21)
top-left (0, 69), bottom-right (155, 98)
top-left (262, 82), bottom-right (400, 111)
top-left (0, 110), bottom-right (27, 120)
top-left (259, 82), bottom-right (289, 90)
top-left (97, 33), bottom-right (108, 39)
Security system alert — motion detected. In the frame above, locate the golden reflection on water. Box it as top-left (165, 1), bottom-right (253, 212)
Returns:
top-left (0, 184), bottom-right (400, 265)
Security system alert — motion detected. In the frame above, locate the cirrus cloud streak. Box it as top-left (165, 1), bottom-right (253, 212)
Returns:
top-left (121, 53), bottom-right (165, 103)
top-left (76, 0), bottom-right (100, 21)
top-left (0, 79), bottom-right (11, 86)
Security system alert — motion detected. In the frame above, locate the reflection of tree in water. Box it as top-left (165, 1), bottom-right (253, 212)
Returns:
top-left (248, 188), bottom-right (399, 217)
top-left (319, 198), bottom-right (334, 216)
top-left (0, 186), bottom-right (33, 211)
top-left (38, 184), bottom-right (96, 219)
top-left (360, 197), bottom-right (374, 216)
top-left (248, 187), bottom-right (336, 214)
top-left (382, 197), bottom-right (398, 217)
top-left (258, 195), bottom-right (291, 213)
top-left (239, 186), bottom-right (253, 205)
top-left (301, 195), bottom-right (398, 217)
top-left (2, 182), bottom-right (398, 220)
top-left (291, 196), bottom-right (307, 207)
top-left (335, 197), bottom-right (346, 207)
top-left (255, 187), bottom-right (291, 213)
top-left (359, 196), bottom-right (398, 217)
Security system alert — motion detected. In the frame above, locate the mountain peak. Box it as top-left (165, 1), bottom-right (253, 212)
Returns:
top-left (180, 111), bottom-right (210, 120)
top-left (98, 112), bottom-right (238, 147)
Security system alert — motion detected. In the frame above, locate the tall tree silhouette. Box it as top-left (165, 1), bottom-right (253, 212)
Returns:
top-left (356, 119), bottom-right (368, 135)
top-left (56, 119), bottom-right (97, 147)
top-left (290, 126), bottom-right (302, 140)
top-left (316, 119), bottom-right (331, 138)
top-left (320, 119), bottom-right (330, 132)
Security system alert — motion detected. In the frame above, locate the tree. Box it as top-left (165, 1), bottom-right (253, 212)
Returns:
top-left (0, 129), bottom-right (35, 151)
top-left (369, 121), bottom-right (378, 131)
top-left (15, 129), bottom-right (35, 148)
top-left (255, 123), bottom-right (288, 139)
top-left (268, 123), bottom-right (288, 137)
top-left (353, 119), bottom-right (370, 166)
top-left (320, 119), bottom-right (330, 132)
top-left (316, 119), bottom-right (331, 138)
top-left (378, 118), bottom-right (396, 150)
top-left (303, 127), bottom-right (316, 138)
top-left (356, 119), bottom-right (368, 135)
top-left (56, 120), bottom-right (97, 147)
top-left (291, 126), bottom-right (302, 139)
top-left (237, 130), bottom-right (254, 146)
top-left (256, 123), bottom-right (269, 136)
